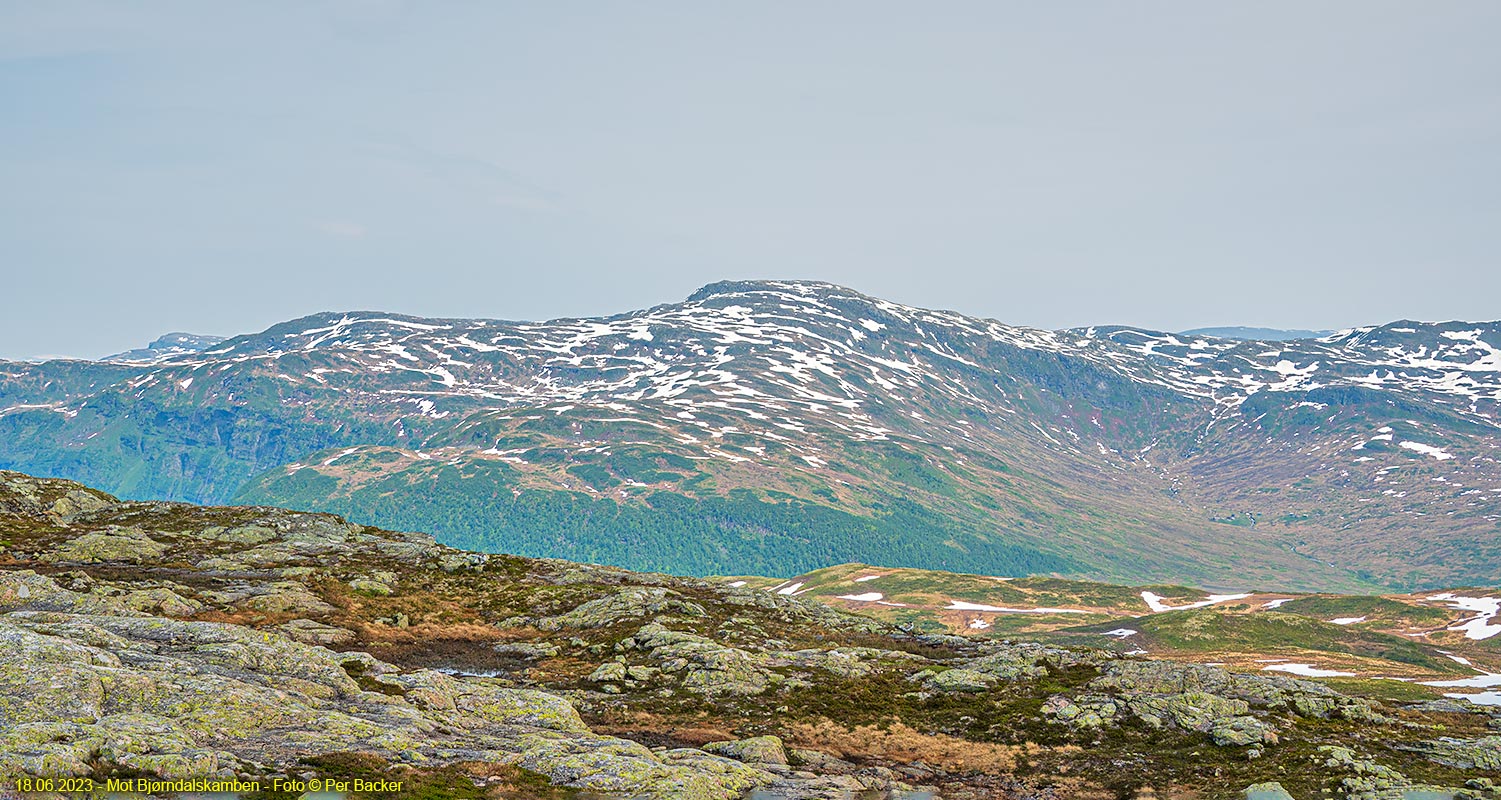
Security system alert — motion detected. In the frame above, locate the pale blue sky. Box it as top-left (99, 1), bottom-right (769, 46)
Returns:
top-left (3, 2), bottom-right (1499, 359)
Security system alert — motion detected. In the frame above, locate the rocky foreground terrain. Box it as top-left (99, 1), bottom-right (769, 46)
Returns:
top-left (2, 469), bottom-right (1500, 799)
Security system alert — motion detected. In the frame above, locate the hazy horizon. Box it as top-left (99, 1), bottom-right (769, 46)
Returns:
top-left (5, 2), bottom-right (1499, 360)
top-left (22, 277), bottom-right (1495, 363)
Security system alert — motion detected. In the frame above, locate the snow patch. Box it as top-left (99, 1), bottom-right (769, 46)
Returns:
top-left (1400, 441), bottom-right (1454, 460)
top-left (1427, 594), bottom-right (1501, 640)
top-left (1262, 663), bottom-right (1355, 678)
top-left (945, 600), bottom-right (1088, 614)
top-left (1141, 591), bottom-right (1251, 613)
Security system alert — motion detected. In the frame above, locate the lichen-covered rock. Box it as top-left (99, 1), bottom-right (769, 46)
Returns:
top-left (1137, 691), bottom-right (1250, 733)
top-left (925, 668), bottom-right (995, 693)
top-left (590, 661), bottom-right (628, 683)
top-left (39, 527), bottom-right (169, 565)
top-left (0, 570), bottom-right (131, 615)
top-left (204, 525), bottom-right (278, 545)
top-left (962, 647), bottom-right (1051, 680)
top-left (241, 582), bottom-right (336, 615)
top-left (348, 576), bottom-right (395, 596)
top-left (436, 551), bottom-right (490, 572)
top-left (0, 572), bottom-right (781, 797)
top-left (1319, 745), bottom-right (1415, 800)
top-left (1212, 716), bottom-right (1277, 747)
top-left (702, 735), bottom-right (789, 765)
top-left (1042, 694), bottom-right (1122, 728)
top-left (1091, 658), bottom-right (1385, 724)
top-left (1405, 698), bottom-right (1483, 714)
top-left (1243, 782), bottom-right (1295, 800)
top-left (777, 646), bottom-right (915, 679)
top-left (493, 641), bottom-right (560, 659)
top-left (119, 587), bottom-right (201, 617)
top-left (633, 623), bottom-right (775, 696)
top-left (276, 618), bottom-right (357, 646)
top-left (509, 734), bottom-right (768, 799)
top-left (43, 489), bottom-right (114, 522)
top-left (1399, 736), bottom-right (1501, 771)
top-left (535, 588), bottom-right (707, 631)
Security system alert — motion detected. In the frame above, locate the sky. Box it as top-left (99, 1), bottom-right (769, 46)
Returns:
top-left (2, 2), bottom-right (1499, 360)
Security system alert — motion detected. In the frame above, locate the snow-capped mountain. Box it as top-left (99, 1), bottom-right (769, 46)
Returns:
top-left (2, 281), bottom-right (1496, 588)
top-left (101, 332), bottom-right (227, 364)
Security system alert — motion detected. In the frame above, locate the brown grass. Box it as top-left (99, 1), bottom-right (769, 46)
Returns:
top-left (789, 719), bottom-right (1061, 773)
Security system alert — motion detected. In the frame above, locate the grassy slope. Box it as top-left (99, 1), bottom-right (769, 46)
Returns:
top-left (718, 561), bottom-right (1501, 681)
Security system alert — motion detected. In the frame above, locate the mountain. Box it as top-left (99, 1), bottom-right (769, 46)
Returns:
top-left (3, 469), bottom-right (1498, 798)
top-left (100, 331), bottom-right (227, 364)
top-left (1, 281), bottom-right (1498, 589)
top-left (1179, 326), bottom-right (1336, 341)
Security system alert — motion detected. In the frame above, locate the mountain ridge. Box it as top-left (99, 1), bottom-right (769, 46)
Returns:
top-left (2, 280), bottom-right (1497, 590)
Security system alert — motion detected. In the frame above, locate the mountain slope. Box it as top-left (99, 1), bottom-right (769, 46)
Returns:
top-left (2, 281), bottom-right (1498, 588)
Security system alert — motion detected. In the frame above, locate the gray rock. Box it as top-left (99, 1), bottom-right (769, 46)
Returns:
top-left (1399, 736), bottom-right (1501, 771)
top-left (241, 582), bottom-right (336, 615)
top-left (492, 642), bottom-right (560, 659)
top-left (276, 619), bottom-right (357, 647)
top-left (535, 588), bottom-right (707, 631)
top-left (703, 736), bottom-right (789, 766)
top-left (0, 571), bottom-right (781, 798)
top-left (39, 527), bottom-right (169, 565)
top-left (926, 668), bottom-right (995, 693)
top-left (590, 661), bottom-right (628, 683)
top-left (1244, 782), bottom-right (1295, 800)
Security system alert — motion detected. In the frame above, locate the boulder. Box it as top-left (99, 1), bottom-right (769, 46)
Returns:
top-left (535, 588), bottom-right (707, 631)
top-left (703, 736), bottom-right (790, 766)
top-left (493, 642), bottom-right (560, 659)
top-left (39, 528), bottom-right (169, 565)
top-left (1244, 782), bottom-right (1296, 800)
top-left (1399, 736), bottom-right (1501, 771)
top-left (119, 587), bottom-right (201, 617)
top-left (590, 662), bottom-right (628, 683)
top-left (926, 668), bottom-right (995, 693)
top-left (242, 582), bottom-right (336, 615)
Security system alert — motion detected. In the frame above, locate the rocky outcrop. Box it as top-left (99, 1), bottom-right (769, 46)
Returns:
top-left (1244, 782), bottom-right (1296, 800)
top-left (702, 735), bottom-right (789, 766)
top-left (532, 587), bottom-right (707, 631)
top-left (1398, 736), bottom-right (1501, 771)
top-left (1028, 655), bottom-right (1400, 748)
top-left (628, 623), bottom-right (777, 696)
top-left (0, 571), bottom-right (775, 798)
top-left (39, 527), bottom-right (169, 564)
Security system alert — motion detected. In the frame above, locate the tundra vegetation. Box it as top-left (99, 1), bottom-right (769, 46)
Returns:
top-left (1, 470), bottom-right (1499, 799)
